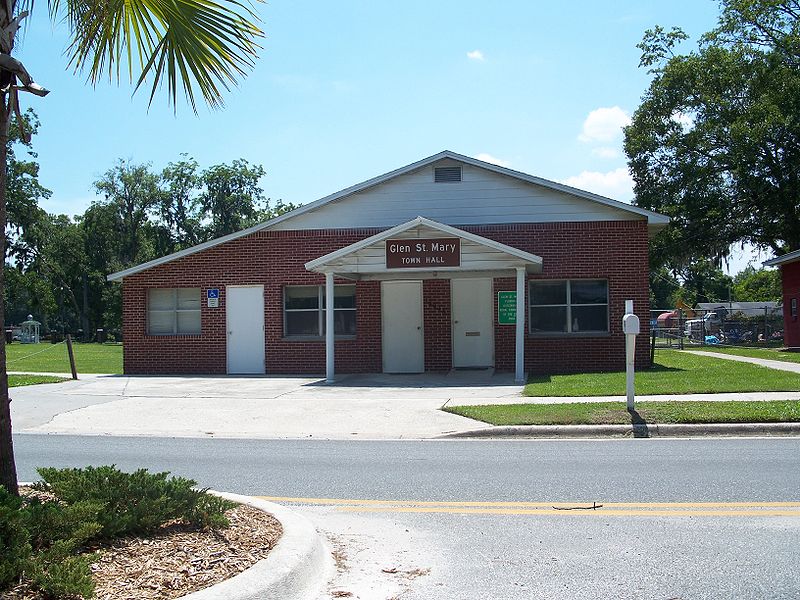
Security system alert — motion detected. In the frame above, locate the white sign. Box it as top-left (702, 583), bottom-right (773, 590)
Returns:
top-left (207, 288), bottom-right (220, 308)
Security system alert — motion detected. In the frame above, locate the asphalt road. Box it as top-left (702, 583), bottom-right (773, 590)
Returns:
top-left (13, 435), bottom-right (800, 599)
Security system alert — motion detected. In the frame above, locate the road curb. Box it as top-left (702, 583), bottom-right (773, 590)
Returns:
top-left (182, 492), bottom-right (332, 600)
top-left (438, 422), bottom-right (800, 439)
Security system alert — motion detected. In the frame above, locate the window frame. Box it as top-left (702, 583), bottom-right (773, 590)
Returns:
top-left (528, 279), bottom-right (609, 336)
top-left (283, 284), bottom-right (357, 339)
top-left (147, 288), bottom-right (202, 336)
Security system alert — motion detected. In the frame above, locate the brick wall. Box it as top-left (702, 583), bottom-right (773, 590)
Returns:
top-left (122, 220), bottom-right (651, 374)
top-left (781, 261), bottom-right (800, 348)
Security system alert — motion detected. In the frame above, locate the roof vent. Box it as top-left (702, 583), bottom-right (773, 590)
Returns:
top-left (434, 166), bottom-right (462, 183)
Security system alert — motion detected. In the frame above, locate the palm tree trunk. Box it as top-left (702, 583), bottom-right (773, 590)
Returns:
top-left (0, 92), bottom-right (18, 495)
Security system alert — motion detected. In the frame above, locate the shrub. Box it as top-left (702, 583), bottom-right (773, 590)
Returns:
top-left (22, 498), bottom-right (103, 551)
top-left (0, 487), bottom-right (31, 589)
top-left (1, 466), bottom-right (236, 598)
top-left (35, 465), bottom-right (236, 538)
top-left (26, 541), bottom-right (95, 599)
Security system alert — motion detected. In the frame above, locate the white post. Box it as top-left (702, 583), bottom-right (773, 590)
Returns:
top-left (515, 267), bottom-right (526, 384)
top-left (325, 271), bottom-right (335, 383)
top-left (623, 299), bottom-right (639, 412)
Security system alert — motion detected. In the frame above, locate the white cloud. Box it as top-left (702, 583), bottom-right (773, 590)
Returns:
top-left (475, 153), bottom-right (511, 167)
top-left (591, 146), bottom-right (620, 159)
top-left (467, 50), bottom-right (485, 62)
top-left (562, 168), bottom-right (634, 201)
top-left (578, 106), bottom-right (631, 143)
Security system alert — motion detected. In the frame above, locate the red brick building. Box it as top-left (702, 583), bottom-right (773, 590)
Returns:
top-left (109, 151), bottom-right (668, 381)
top-left (764, 249), bottom-right (800, 349)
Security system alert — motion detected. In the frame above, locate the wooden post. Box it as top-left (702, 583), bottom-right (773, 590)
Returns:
top-left (65, 334), bottom-right (78, 380)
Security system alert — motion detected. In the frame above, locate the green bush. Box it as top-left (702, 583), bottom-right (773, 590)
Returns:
top-left (1, 466), bottom-right (236, 599)
top-left (36, 465), bottom-right (236, 538)
top-left (26, 541), bottom-right (95, 599)
top-left (0, 487), bottom-right (31, 589)
top-left (23, 498), bottom-right (103, 550)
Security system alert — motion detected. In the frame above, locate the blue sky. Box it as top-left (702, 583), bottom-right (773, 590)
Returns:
top-left (13, 0), bottom-right (765, 272)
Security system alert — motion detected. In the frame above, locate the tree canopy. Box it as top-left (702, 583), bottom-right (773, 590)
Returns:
top-left (625, 0), bottom-right (800, 271)
top-left (5, 146), bottom-right (295, 340)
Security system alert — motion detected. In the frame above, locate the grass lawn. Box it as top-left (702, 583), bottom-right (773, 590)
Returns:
top-left (685, 346), bottom-right (800, 364)
top-left (8, 374), bottom-right (68, 387)
top-left (444, 400), bottom-right (800, 426)
top-left (6, 342), bottom-right (123, 374)
top-left (522, 349), bottom-right (800, 397)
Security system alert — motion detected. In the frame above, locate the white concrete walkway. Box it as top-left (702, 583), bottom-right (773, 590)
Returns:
top-left (682, 350), bottom-right (800, 374)
top-left (9, 357), bottom-right (800, 439)
top-left (11, 371), bottom-right (523, 439)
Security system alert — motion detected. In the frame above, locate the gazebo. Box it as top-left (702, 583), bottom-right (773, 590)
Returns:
top-left (20, 315), bottom-right (41, 344)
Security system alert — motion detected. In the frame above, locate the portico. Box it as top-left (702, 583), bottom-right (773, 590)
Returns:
top-left (304, 216), bottom-right (543, 384)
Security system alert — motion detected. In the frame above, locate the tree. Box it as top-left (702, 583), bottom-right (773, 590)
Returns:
top-left (732, 266), bottom-right (782, 301)
top-left (625, 1), bottom-right (800, 273)
top-left (650, 266), bottom-right (681, 309)
top-left (200, 159), bottom-right (267, 238)
top-left (94, 160), bottom-right (163, 265)
top-left (161, 156), bottom-right (203, 251)
top-left (680, 260), bottom-right (734, 305)
top-left (0, 1), bottom-right (263, 495)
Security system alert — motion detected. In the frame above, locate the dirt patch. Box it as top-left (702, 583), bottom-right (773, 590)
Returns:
top-left (6, 503), bottom-right (282, 600)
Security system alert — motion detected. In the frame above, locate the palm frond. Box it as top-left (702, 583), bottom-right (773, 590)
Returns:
top-left (48, 0), bottom-right (263, 112)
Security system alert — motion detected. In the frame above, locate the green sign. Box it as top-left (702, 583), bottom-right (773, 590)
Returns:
top-left (498, 291), bottom-right (516, 325)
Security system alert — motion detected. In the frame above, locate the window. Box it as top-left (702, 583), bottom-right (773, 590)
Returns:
top-left (792, 298), bottom-right (798, 318)
top-left (529, 280), bottom-right (608, 334)
top-left (284, 285), bottom-right (356, 337)
top-left (148, 288), bottom-right (201, 335)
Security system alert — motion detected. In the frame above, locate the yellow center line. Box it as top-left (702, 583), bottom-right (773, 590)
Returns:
top-left (335, 506), bottom-right (800, 517)
top-left (257, 496), bottom-right (800, 510)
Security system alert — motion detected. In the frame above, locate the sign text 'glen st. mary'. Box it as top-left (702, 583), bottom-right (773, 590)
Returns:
top-left (386, 238), bottom-right (461, 268)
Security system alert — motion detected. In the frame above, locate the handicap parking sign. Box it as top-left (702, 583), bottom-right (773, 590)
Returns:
top-left (207, 288), bottom-right (220, 307)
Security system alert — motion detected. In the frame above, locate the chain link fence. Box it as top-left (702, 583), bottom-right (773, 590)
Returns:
top-left (650, 303), bottom-right (784, 351)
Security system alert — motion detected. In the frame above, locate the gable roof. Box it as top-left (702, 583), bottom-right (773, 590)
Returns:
top-left (764, 248), bottom-right (800, 267)
top-left (305, 216), bottom-right (543, 275)
top-left (108, 150), bottom-right (668, 281)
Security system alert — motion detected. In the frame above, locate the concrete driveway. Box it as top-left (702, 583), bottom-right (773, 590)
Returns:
top-left (10, 371), bottom-right (523, 439)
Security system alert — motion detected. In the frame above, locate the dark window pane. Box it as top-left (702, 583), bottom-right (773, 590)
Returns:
top-left (177, 288), bottom-right (201, 310)
top-left (177, 311), bottom-right (201, 334)
top-left (285, 287), bottom-right (319, 310)
top-left (322, 310), bottom-right (357, 335)
top-left (149, 289), bottom-right (175, 311)
top-left (333, 310), bottom-right (356, 335)
top-left (571, 305), bottom-right (608, 332)
top-left (286, 311), bottom-right (320, 336)
top-left (571, 280), bottom-right (608, 305)
top-left (530, 281), bottom-right (567, 305)
top-left (530, 306), bottom-right (567, 332)
top-left (331, 286), bottom-right (356, 309)
top-left (148, 311), bottom-right (174, 334)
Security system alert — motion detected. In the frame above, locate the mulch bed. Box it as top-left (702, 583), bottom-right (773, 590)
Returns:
top-left (6, 501), bottom-right (283, 600)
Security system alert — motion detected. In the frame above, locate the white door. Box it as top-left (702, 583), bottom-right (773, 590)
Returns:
top-left (226, 286), bottom-right (265, 374)
top-left (452, 278), bottom-right (494, 368)
top-left (382, 281), bottom-right (424, 373)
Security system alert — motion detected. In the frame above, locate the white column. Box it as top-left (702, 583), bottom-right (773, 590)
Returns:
top-left (515, 267), bottom-right (526, 384)
top-left (325, 271), bottom-right (335, 383)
